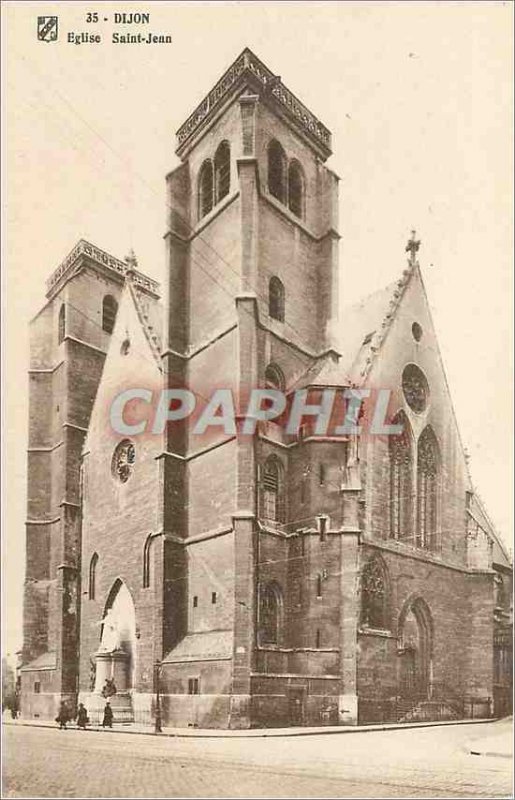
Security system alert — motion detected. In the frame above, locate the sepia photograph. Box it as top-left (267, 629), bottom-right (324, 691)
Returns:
top-left (2, 2), bottom-right (513, 797)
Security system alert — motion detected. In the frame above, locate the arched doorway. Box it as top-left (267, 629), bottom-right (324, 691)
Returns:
top-left (95, 579), bottom-right (137, 694)
top-left (397, 598), bottom-right (432, 700)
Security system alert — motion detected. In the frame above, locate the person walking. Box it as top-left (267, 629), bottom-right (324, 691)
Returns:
top-left (102, 699), bottom-right (113, 729)
top-left (55, 701), bottom-right (69, 730)
top-left (76, 702), bottom-right (89, 730)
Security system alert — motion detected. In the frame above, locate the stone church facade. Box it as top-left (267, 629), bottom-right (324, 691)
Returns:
top-left (20, 49), bottom-right (512, 728)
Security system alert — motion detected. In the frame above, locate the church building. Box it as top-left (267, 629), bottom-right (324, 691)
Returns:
top-left (20, 49), bottom-right (512, 728)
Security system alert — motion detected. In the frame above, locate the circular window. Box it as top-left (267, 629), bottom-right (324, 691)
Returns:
top-left (120, 339), bottom-right (131, 355)
top-left (402, 364), bottom-right (429, 414)
top-left (112, 439), bottom-right (136, 483)
top-left (412, 322), bottom-right (423, 342)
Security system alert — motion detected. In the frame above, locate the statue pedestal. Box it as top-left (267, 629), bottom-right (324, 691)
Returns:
top-left (93, 647), bottom-right (130, 693)
top-left (89, 648), bottom-right (133, 723)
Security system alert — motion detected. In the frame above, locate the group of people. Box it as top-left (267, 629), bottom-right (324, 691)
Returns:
top-left (55, 699), bottom-right (114, 730)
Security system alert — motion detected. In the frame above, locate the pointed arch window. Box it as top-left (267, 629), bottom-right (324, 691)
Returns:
top-left (288, 160), bottom-right (305, 218)
top-left (89, 553), bottom-right (98, 600)
top-left (269, 276), bottom-right (285, 322)
top-left (265, 363), bottom-right (285, 392)
top-left (198, 160), bottom-right (214, 219)
top-left (361, 557), bottom-right (388, 629)
top-left (214, 141), bottom-right (230, 204)
top-left (58, 304), bottom-right (66, 345)
top-left (389, 411), bottom-right (413, 541)
top-left (102, 295), bottom-right (118, 334)
top-left (259, 581), bottom-right (283, 645)
top-left (143, 535), bottom-right (152, 588)
top-left (417, 427), bottom-right (439, 549)
top-left (268, 140), bottom-right (287, 203)
top-left (261, 455), bottom-right (285, 524)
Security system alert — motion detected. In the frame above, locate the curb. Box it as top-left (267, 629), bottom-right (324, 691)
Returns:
top-left (3, 716), bottom-right (497, 739)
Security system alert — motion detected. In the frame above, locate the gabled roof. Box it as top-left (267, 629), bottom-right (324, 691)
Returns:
top-left (127, 280), bottom-right (163, 368)
top-left (338, 266), bottom-right (415, 385)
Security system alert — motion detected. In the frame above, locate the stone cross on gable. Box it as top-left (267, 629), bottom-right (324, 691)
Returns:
top-left (405, 230), bottom-right (421, 266)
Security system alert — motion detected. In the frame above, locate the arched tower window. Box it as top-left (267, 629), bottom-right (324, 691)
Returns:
top-left (214, 141), bottom-right (230, 203)
top-left (389, 411), bottom-right (413, 541)
top-left (58, 304), bottom-right (66, 345)
top-left (89, 553), bottom-right (98, 600)
top-left (417, 426), bottom-right (439, 549)
top-left (361, 557), bottom-right (388, 629)
top-left (288, 160), bottom-right (305, 218)
top-left (261, 455), bottom-right (285, 524)
top-left (265, 363), bottom-right (285, 392)
top-left (259, 581), bottom-right (283, 645)
top-left (198, 160), bottom-right (214, 219)
top-left (269, 276), bottom-right (285, 322)
top-left (102, 295), bottom-right (118, 334)
top-left (267, 140), bottom-right (287, 203)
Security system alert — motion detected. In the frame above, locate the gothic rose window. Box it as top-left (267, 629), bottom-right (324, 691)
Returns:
top-left (361, 558), bottom-right (388, 629)
top-left (112, 440), bottom-right (136, 483)
top-left (416, 426), bottom-right (439, 549)
top-left (402, 364), bottom-right (429, 414)
top-left (389, 411), bottom-right (413, 541)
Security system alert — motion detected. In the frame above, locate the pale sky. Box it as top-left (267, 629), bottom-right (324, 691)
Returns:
top-left (2, 1), bottom-right (513, 656)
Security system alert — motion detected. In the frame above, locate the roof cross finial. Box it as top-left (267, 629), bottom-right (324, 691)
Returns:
top-left (405, 230), bottom-right (421, 267)
top-left (125, 248), bottom-right (138, 272)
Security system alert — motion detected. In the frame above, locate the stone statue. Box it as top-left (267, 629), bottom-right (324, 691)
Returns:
top-left (95, 608), bottom-right (122, 652)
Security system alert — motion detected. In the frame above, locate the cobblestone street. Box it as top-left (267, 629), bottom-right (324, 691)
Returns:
top-left (2, 720), bottom-right (512, 798)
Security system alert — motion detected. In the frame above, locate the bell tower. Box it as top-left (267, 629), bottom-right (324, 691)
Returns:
top-left (161, 50), bottom-right (341, 727)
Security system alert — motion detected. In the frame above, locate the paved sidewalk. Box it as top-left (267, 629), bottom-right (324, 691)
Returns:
top-left (466, 717), bottom-right (513, 759)
top-left (3, 714), bottom-right (497, 739)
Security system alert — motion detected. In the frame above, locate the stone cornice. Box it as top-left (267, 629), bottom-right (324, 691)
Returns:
top-left (45, 239), bottom-right (160, 300)
top-left (176, 48), bottom-right (332, 160)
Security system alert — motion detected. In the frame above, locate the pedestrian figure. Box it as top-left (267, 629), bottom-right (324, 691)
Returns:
top-left (55, 701), bottom-right (69, 730)
top-left (76, 702), bottom-right (89, 730)
top-left (102, 699), bottom-right (113, 728)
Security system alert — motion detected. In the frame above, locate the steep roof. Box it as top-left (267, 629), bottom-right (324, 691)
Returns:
top-left (338, 266), bottom-right (415, 385)
top-left (127, 280), bottom-right (163, 368)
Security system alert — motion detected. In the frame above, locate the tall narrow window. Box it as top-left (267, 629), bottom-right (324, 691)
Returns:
top-left (261, 456), bottom-right (285, 523)
top-left (361, 557), bottom-right (388, 629)
top-left (198, 160), bottom-right (214, 219)
top-left (89, 552), bottom-right (98, 600)
top-left (268, 140), bottom-right (287, 203)
top-left (269, 276), bottom-right (285, 322)
top-left (259, 581), bottom-right (283, 645)
top-left (316, 574), bottom-right (322, 598)
top-left (214, 141), bottom-right (230, 203)
top-left (389, 411), bottom-right (413, 541)
top-left (315, 629), bottom-right (321, 648)
top-left (58, 304), bottom-right (66, 345)
top-left (417, 427), bottom-right (439, 549)
top-left (288, 160), bottom-right (305, 218)
top-left (102, 295), bottom-right (118, 334)
top-left (143, 535), bottom-right (152, 588)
